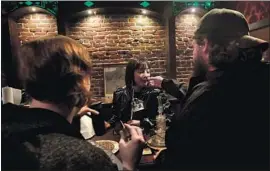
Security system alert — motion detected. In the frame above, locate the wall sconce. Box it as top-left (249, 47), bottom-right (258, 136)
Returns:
top-left (191, 8), bottom-right (196, 13)
top-left (142, 9), bottom-right (147, 15)
top-left (87, 10), bottom-right (97, 15)
top-left (32, 7), bottom-right (36, 12)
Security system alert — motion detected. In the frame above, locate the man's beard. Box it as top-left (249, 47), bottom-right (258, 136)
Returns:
top-left (192, 55), bottom-right (208, 77)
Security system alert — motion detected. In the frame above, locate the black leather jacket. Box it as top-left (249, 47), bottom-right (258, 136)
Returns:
top-left (108, 86), bottom-right (175, 129)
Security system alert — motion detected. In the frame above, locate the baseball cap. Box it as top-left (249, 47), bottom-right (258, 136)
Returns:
top-left (194, 8), bottom-right (269, 52)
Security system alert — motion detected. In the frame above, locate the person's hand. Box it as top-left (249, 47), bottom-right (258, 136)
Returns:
top-left (119, 124), bottom-right (145, 170)
top-left (104, 121), bottom-right (111, 129)
top-left (148, 76), bottom-right (164, 88)
top-left (77, 105), bottom-right (99, 117)
top-left (127, 120), bottom-right (140, 126)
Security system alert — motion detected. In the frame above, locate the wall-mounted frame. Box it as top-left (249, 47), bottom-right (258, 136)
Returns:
top-left (103, 63), bottom-right (127, 97)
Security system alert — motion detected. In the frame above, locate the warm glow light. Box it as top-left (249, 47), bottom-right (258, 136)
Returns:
top-left (32, 7), bottom-right (36, 12)
top-left (88, 10), bottom-right (92, 14)
top-left (88, 16), bottom-right (102, 23)
top-left (94, 11), bottom-right (97, 15)
top-left (136, 15), bottom-right (148, 25)
top-left (142, 10), bottom-right (147, 14)
top-left (191, 8), bottom-right (196, 12)
top-left (137, 16), bottom-right (143, 24)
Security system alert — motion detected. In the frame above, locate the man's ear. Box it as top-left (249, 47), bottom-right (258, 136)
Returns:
top-left (203, 38), bottom-right (210, 54)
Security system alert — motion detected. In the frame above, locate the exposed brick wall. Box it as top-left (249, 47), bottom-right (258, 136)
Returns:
top-left (66, 14), bottom-right (166, 97)
top-left (175, 14), bottom-right (201, 85)
top-left (16, 13), bottom-right (58, 44)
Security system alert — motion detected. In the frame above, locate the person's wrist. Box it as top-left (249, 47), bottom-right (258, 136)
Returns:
top-left (122, 162), bottom-right (135, 171)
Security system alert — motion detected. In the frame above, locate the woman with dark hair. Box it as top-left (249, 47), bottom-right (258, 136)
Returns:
top-left (107, 58), bottom-right (174, 130)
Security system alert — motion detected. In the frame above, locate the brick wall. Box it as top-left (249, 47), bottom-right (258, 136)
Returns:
top-left (66, 14), bottom-right (166, 97)
top-left (16, 13), bottom-right (58, 44)
top-left (175, 14), bottom-right (201, 85)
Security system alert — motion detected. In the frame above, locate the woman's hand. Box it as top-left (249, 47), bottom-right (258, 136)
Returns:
top-left (119, 124), bottom-right (145, 170)
top-left (78, 106), bottom-right (111, 130)
top-left (127, 120), bottom-right (140, 126)
top-left (77, 105), bottom-right (99, 117)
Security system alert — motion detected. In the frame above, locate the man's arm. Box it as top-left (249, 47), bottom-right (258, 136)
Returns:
top-left (148, 76), bottom-right (187, 100)
top-left (161, 79), bottom-right (187, 100)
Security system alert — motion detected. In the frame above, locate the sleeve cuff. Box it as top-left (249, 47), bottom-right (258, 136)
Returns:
top-left (161, 78), bottom-right (171, 89)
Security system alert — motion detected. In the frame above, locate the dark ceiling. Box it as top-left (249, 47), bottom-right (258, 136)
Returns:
top-left (58, 1), bottom-right (170, 14)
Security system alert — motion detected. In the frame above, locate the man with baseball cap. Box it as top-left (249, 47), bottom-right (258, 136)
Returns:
top-left (163, 8), bottom-right (269, 170)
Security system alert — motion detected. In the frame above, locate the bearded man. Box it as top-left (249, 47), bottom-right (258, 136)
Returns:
top-left (163, 8), bottom-right (269, 170)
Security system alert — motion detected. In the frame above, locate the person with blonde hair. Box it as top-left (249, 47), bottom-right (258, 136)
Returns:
top-left (2, 35), bottom-right (144, 170)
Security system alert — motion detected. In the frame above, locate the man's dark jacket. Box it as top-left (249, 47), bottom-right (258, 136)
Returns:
top-left (164, 62), bottom-right (269, 170)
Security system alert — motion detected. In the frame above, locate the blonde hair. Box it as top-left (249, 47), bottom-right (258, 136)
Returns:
top-left (19, 35), bottom-right (92, 108)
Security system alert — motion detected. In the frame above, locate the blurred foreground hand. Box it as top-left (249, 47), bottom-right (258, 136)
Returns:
top-left (127, 120), bottom-right (140, 126)
top-left (119, 124), bottom-right (145, 170)
top-left (77, 105), bottom-right (99, 117)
